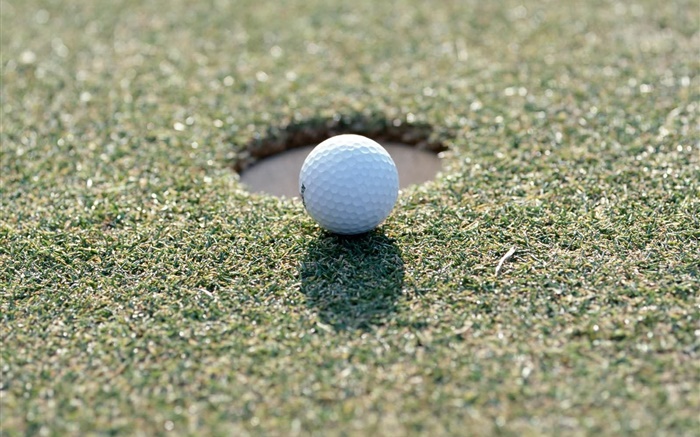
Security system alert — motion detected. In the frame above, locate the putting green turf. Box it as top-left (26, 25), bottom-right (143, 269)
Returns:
top-left (2, 0), bottom-right (699, 435)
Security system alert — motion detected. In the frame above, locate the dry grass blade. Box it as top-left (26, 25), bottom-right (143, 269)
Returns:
top-left (495, 246), bottom-right (516, 276)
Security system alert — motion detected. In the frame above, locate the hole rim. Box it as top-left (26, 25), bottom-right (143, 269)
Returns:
top-left (233, 112), bottom-right (450, 174)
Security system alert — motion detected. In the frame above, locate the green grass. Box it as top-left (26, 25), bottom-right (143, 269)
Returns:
top-left (2, 0), bottom-right (699, 435)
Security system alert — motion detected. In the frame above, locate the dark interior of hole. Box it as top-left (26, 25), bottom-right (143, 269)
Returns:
top-left (234, 114), bottom-right (449, 173)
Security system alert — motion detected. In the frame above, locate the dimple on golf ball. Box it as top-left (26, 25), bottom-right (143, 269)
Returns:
top-left (299, 134), bottom-right (399, 235)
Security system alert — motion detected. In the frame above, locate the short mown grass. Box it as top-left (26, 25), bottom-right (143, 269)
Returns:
top-left (2, 0), bottom-right (699, 435)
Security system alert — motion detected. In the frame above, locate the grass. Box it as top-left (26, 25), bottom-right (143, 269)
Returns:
top-left (1, 0), bottom-right (699, 435)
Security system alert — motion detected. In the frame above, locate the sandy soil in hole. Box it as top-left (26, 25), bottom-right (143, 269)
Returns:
top-left (240, 143), bottom-right (443, 198)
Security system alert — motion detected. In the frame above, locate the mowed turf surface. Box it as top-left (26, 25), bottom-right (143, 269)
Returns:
top-left (2, 0), bottom-right (699, 435)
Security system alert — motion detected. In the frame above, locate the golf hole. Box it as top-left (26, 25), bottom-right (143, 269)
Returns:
top-left (237, 116), bottom-right (447, 198)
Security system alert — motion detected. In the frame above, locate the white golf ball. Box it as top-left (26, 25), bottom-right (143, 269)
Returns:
top-left (299, 134), bottom-right (399, 235)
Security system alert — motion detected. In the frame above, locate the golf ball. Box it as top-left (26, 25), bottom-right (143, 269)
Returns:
top-left (299, 134), bottom-right (399, 235)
